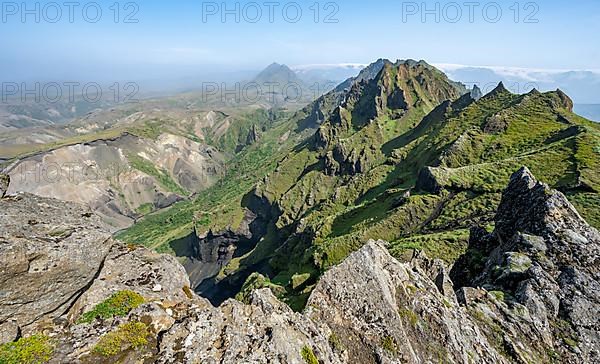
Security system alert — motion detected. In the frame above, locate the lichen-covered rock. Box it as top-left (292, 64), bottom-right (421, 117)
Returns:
top-left (0, 320), bottom-right (20, 345)
top-left (454, 167), bottom-right (600, 362)
top-left (0, 193), bottom-right (113, 336)
top-left (306, 240), bottom-right (506, 364)
top-left (158, 289), bottom-right (340, 364)
top-left (129, 303), bottom-right (175, 334)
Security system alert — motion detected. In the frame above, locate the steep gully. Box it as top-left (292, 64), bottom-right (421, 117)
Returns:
top-left (169, 192), bottom-right (274, 305)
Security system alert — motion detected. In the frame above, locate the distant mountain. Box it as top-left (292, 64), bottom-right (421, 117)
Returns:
top-left (247, 63), bottom-right (330, 107)
top-left (253, 62), bottom-right (303, 86)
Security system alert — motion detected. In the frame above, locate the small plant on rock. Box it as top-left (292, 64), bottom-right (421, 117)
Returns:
top-left (78, 290), bottom-right (145, 324)
top-left (92, 321), bottom-right (151, 357)
top-left (0, 334), bottom-right (53, 364)
top-left (300, 345), bottom-right (318, 364)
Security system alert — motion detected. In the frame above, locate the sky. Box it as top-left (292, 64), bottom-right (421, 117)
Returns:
top-left (2, 0), bottom-right (600, 83)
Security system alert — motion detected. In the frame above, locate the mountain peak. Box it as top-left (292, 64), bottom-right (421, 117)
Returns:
top-left (253, 62), bottom-right (301, 85)
top-left (470, 85), bottom-right (483, 100)
top-left (482, 81), bottom-right (510, 98)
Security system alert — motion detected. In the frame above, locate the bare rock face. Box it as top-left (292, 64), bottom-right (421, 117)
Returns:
top-left (0, 193), bottom-right (113, 338)
top-left (158, 289), bottom-right (340, 364)
top-left (307, 240), bottom-right (506, 364)
top-left (67, 244), bottom-right (192, 321)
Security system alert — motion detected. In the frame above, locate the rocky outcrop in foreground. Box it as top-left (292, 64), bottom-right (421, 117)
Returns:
top-left (0, 167), bottom-right (598, 363)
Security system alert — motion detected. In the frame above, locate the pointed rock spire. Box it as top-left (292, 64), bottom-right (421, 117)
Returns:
top-left (470, 84), bottom-right (483, 100)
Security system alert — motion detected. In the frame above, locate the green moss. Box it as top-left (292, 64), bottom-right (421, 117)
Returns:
top-left (300, 345), bottom-right (319, 364)
top-left (489, 290), bottom-right (506, 302)
top-left (563, 337), bottom-right (578, 348)
top-left (399, 308), bottom-right (419, 327)
top-left (328, 333), bottom-right (344, 352)
top-left (381, 336), bottom-right (397, 354)
top-left (0, 335), bottom-right (53, 364)
top-left (78, 290), bottom-right (145, 324)
top-left (92, 321), bottom-right (152, 357)
top-left (235, 273), bottom-right (286, 303)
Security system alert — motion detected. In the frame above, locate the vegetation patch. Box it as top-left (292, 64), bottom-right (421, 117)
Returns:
top-left (127, 154), bottom-right (188, 196)
top-left (92, 321), bottom-right (152, 357)
top-left (381, 336), bottom-right (398, 354)
top-left (135, 203), bottom-right (154, 215)
top-left (0, 335), bottom-right (53, 364)
top-left (388, 229), bottom-right (470, 264)
top-left (300, 345), bottom-right (319, 364)
top-left (328, 333), bottom-right (345, 352)
top-left (235, 273), bottom-right (286, 304)
top-left (399, 308), bottom-right (419, 327)
top-left (78, 290), bottom-right (145, 324)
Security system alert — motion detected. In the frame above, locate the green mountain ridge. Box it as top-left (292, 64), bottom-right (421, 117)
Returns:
top-left (116, 59), bottom-right (600, 309)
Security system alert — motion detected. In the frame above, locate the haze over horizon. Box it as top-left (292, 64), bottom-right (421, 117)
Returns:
top-left (2, 0), bottom-right (600, 81)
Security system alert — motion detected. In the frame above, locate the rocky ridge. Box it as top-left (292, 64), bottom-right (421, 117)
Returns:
top-left (0, 166), bottom-right (598, 363)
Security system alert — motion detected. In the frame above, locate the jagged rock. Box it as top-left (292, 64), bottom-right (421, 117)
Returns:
top-left (554, 89), bottom-right (574, 112)
top-left (158, 289), bottom-right (340, 364)
top-left (456, 287), bottom-right (487, 306)
top-left (483, 111), bottom-right (510, 133)
top-left (306, 240), bottom-right (506, 364)
top-left (486, 82), bottom-right (509, 98)
top-left (411, 251), bottom-right (457, 303)
top-left (2, 166), bottom-right (599, 363)
top-left (68, 244), bottom-right (191, 321)
top-left (246, 124), bottom-right (261, 145)
top-left (0, 193), bottom-right (113, 336)
top-left (455, 167), bottom-right (600, 362)
top-left (470, 85), bottom-right (483, 100)
top-left (0, 173), bottom-right (8, 198)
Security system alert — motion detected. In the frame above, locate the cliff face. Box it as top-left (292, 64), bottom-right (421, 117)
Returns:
top-left (0, 192), bottom-right (113, 337)
top-left (0, 167), bottom-right (598, 363)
